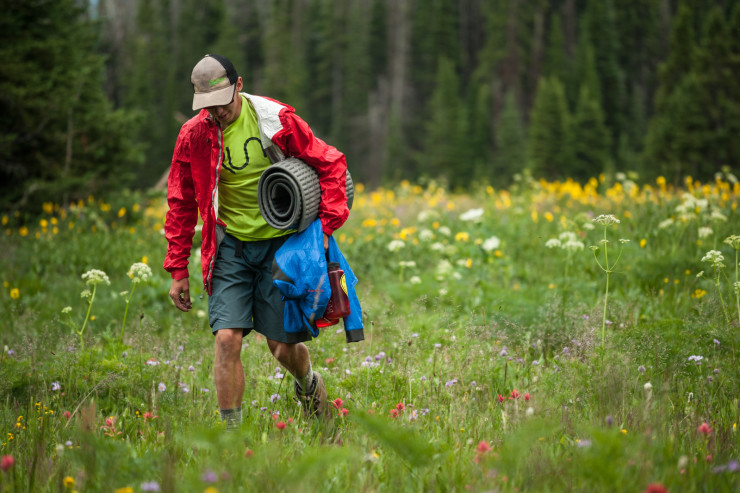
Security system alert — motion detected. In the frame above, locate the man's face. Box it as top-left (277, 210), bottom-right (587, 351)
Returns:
top-left (206, 77), bottom-right (243, 127)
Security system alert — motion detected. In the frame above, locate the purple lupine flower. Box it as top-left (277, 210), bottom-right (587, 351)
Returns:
top-left (201, 470), bottom-right (218, 483)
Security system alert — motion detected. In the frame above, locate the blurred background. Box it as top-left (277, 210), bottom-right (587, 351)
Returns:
top-left (1, 0), bottom-right (738, 214)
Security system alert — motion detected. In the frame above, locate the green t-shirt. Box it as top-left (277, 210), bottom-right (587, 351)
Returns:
top-left (219, 95), bottom-right (288, 241)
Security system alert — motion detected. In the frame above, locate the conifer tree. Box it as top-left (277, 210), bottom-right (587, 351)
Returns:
top-left (494, 90), bottom-right (527, 185)
top-left (419, 57), bottom-right (465, 185)
top-left (0, 0), bottom-right (141, 210)
top-left (570, 86), bottom-right (612, 181)
top-left (528, 77), bottom-right (570, 180)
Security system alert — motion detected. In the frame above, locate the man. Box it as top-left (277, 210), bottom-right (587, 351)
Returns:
top-left (163, 54), bottom-right (349, 428)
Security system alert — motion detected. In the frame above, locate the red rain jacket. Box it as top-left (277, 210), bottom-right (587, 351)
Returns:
top-left (163, 93), bottom-right (349, 294)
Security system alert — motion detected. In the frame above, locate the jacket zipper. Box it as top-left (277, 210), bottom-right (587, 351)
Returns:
top-left (203, 123), bottom-right (223, 297)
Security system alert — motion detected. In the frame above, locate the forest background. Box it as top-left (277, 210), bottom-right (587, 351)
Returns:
top-left (1, 0), bottom-right (739, 216)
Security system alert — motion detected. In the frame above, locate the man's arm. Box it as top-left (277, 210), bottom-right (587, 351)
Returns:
top-left (163, 127), bottom-right (198, 309)
top-left (273, 111), bottom-right (350, 238)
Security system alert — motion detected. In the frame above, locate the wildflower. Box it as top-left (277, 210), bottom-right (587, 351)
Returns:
top-left (499, 348), bottom-right (507, 357)
top-left (1, 455), bottom-right (14, 471)
top-left (340, 408), bottom-right (349, 416)
top-left (444, 379), bottom-right (457, 388)
top-left (638, 365), bottom-right (646, 373)
top-left (9, 288), bottom-right (19, 299)
top-left (455, 231), bottom-right (470, 242)
top-left (332, 398), bottom-right (344, 409)
top-left (51, 382), bottom-right (61, 391)
top-left (116, 488), bottom-right (134, 493)
top-left (545, 238), bottom-right (561, 249)
top-left (158, 383), bottom-right (166, 392)
top-left (593, 214), bottom-right (620, 226)
top-left (387, 240), bottom-right (405, 252)
top-left (140, 481), bottom-right (161, 492)
top-left (524, 393), bottom-right (531, 402)
top-left (510, 389), bottom-right (520, 400)
top-left (688, 355), bottom-right (703, 362)
top-left (81, 269), bottom-right (110, 286)
top-left (396, 402), bottom-right (405, 411)
top-left (61, 306), bottom-right (72, 314)
top-left (64, 411), bottom-right (71, 420)
top-left (460, 208), bottom-right (484, 222)
top-left (482, 236), bottom-right (501, 251)
top-left (713, 339), bottom-right (720, 346)
top-left (644, 382), bottom-right (653, 392)
top-left (698, 226), bottom-right (713, 239)
top-left (409, 276), bottom-right (421, 284)
top-left (438, 226), bottom-right (451, 236)
top-left (63, 476), bottom-right (75, 488)
top-left (270, 394), bottom-right (280, 403)
top-left (724, 235), bottom-right (740, 249)
top-left (525, 407), bottom-right (534, 416)
top-left (497, 394), bottom-right (505, 403)
top-left (399, 260), bottom-right (416, 268)
top-left (698, 422), bottom-right (712, 435)
top-left (389, 409), bottom-right (399, 418)
top-left (201, 470), bottom-right (218, 483)
top-left (701, 250), bottom-right (725, 268)
top-left (644, 483), bottom-right (668, 493)
top-left (245, 449), bottom-right (254, 458)
top-left (476, 441), bottom-right (492, 453)
top-left (127, 262), bottom-right (152, 284)
top-left (146, 358), bottom-right (159, 366)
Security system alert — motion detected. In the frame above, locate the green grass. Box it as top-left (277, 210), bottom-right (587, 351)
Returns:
top-left (0, 179), bottom-right (739, 492)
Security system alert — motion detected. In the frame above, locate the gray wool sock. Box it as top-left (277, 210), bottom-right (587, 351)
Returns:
top-left (220, 407), bottom-right (242, 431)
top-left (295, 364), bottom-right (315, 395)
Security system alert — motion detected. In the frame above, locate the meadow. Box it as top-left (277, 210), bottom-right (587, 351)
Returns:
top-left (1, 171), bottom-right (739, 492)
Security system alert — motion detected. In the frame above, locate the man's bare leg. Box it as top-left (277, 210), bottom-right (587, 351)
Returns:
top-left (214, 328), bottom-right (245, 428)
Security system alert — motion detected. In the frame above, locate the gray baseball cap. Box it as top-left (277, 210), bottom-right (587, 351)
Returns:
top-left (190, 54), bottom-right (238, 111)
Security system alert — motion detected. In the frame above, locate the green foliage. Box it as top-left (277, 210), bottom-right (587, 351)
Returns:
top-left (493, 90), bottom-right (527, 184)
top-left (571, 86), bottom-right (612, 181)
top-left (528, 77), bottom-right (571, 179)
top-left (0, 0), bottom-right (143, 212)
top-left (1, 178), bottom-right (739, 491)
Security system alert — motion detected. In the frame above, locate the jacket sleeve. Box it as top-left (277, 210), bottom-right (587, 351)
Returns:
top-left (163, 126), bottom-right (198, 280)
top-left (273, 110), bottom-right (349, 236)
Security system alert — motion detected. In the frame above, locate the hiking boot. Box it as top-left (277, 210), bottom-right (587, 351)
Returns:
top-left (295, 372), bottom-right (330, 420)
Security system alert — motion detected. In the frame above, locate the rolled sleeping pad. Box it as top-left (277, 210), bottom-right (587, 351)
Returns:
top-left (257, 157), bottom-right (354, 232)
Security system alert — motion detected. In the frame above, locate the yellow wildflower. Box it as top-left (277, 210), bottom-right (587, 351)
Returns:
top-left (640, 238), bottom-right (646, 248)
top-left (361, 218), bottom-right (376, 228)
top-left (455, 232), bottom-right (469, 242)
top-left (10, 288), bottom-right (19, 299)
top-left (544, 212), bottom-right (554, 222)
top-left (391, 218), bottom-right (400, 227)
top-left (1, 215), bottom-right (7, 225)
top-left (40, 219), bottom-right (48, 228)
top-left (19, 226), bottom-right (28, 237)
top-left (132, 203), bottom-right (140, 213)
top-left (63, 476), bottom-right (75, 488)
top-left (115, 488), bottom-right (134, 493)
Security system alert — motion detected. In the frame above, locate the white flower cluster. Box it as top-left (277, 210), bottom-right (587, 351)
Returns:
top-left (658, 218), bottom-right (674, 230)
top-left (482, 236), bottom-right (500, 252)
top-left (698, 227), bottom-right (713, 239)
top-left (399, 261), bottom-right (416, 268)
top-left (724, 235), bottom-right (740, 250)
top-left (435, 259), bottom-right (453, 280)
top-left (701, 250), bottom-right (725, 268)
top-left (710, 210), bottom-right (727, 223)
top-left (675, 193), bottom-right (708, 216)
top-left (82, 269), bottom-right (110, 286)
top-left (419, 229), bottom-right (434, 241)
top-left (592, 214), bottom-right (620, 226)
top-left (545, 231), bottom-right (584, 252)
top-left (387, 240), bottom-right (405, 252)
top-left (459, 208), bottom-right (484, 222)
top-left (128, 262), bottom-right (153, 284)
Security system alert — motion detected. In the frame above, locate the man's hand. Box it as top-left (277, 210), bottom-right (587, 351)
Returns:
top-left (323, 233), bottom-right (329, 251)
top-left (169, 278), bottom-right (192, 312)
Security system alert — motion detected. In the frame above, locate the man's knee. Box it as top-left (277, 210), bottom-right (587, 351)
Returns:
top-left (215, 329), bottom-right (242, 358)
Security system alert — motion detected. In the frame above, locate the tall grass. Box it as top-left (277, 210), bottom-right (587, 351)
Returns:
top-left (0, 174), bottom-right (738, 492)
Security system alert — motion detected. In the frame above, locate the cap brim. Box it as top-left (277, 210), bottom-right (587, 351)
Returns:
top-left (192, 84), bottom-right (235, 111)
